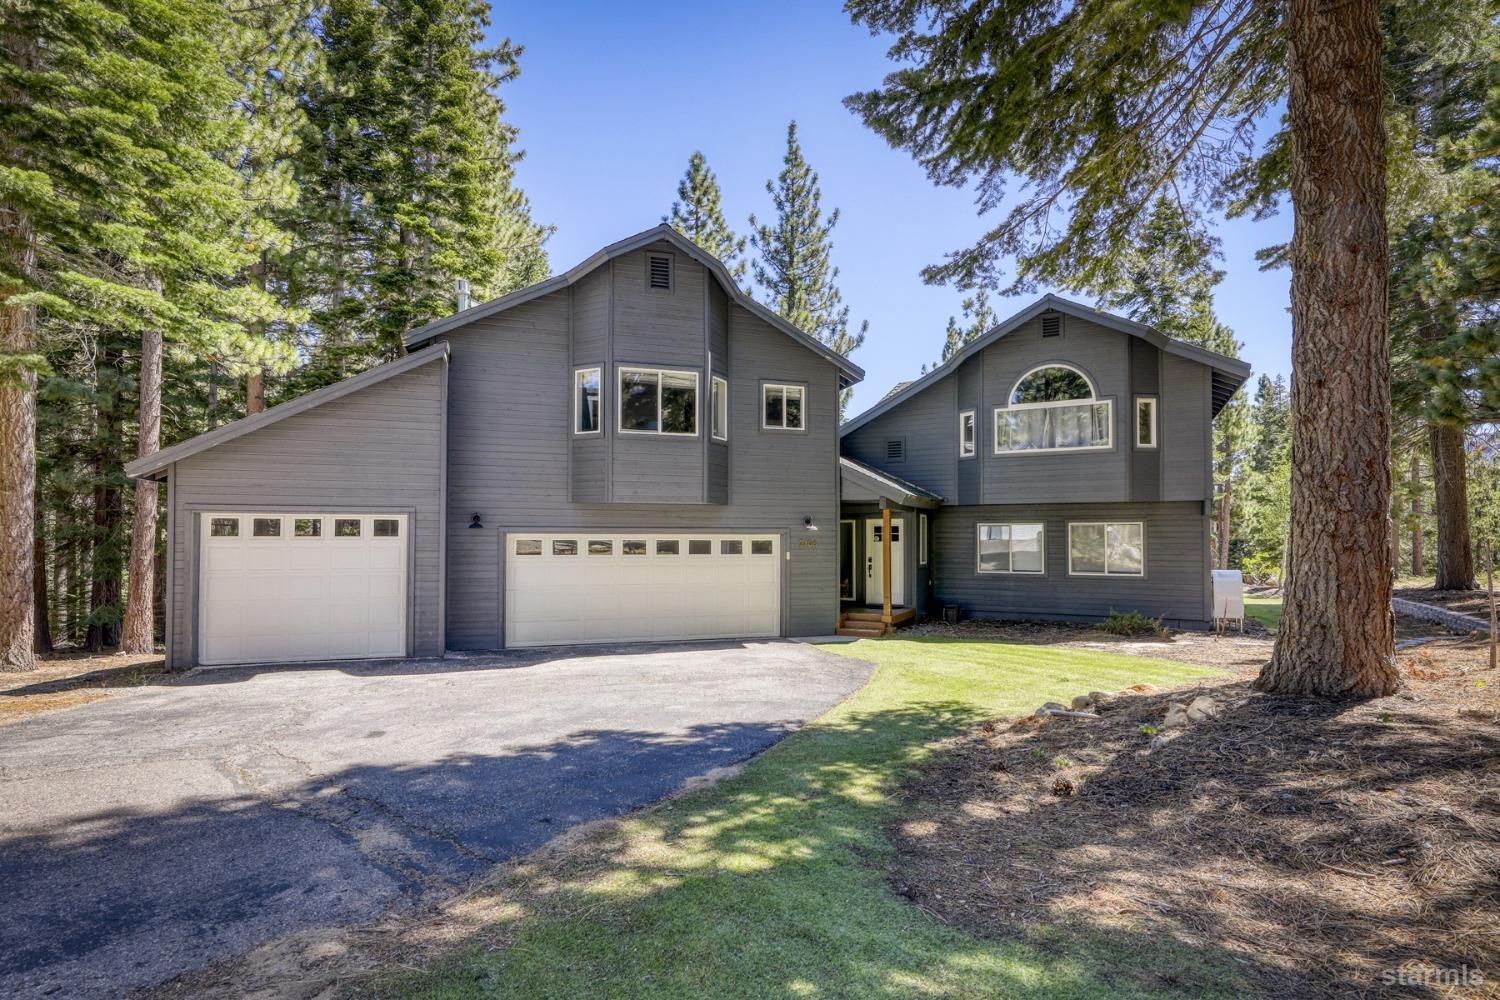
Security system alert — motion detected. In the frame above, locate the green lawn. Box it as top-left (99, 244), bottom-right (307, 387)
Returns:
top-left (375, 638), bottom-right (1236, 999)
top-left (1244, 596), bottom-right (1283, 631)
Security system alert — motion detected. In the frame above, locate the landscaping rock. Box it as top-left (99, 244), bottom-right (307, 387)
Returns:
top-left (1088, 691), bottom-right (1114, 705)
top-left (1185, 695), bottom-right (1220, 723)
top-left (1163, 703), bottom-right (1190, 729)
top-left (1070, 694), bottom-right (1095, 711)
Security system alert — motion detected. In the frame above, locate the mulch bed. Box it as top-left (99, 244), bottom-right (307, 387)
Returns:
top-left (1397, 585), bottom-right (1499, 624)
top-left (885, 640), bottom-right (1500, 998)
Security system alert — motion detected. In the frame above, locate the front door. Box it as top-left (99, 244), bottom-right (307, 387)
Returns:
top-left (865, 518), bottom-right (906, 607)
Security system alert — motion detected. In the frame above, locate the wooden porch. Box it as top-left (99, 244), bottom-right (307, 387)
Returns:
top-left (834, 505), bottom-right (917, 637)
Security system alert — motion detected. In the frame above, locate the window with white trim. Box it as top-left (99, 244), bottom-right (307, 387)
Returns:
top-left (976, 523), bottom-right (1045, 574)
top-left (619, 367), bottom-right (697, 435)
top-left (919, 514), bottom-right (929, 565)
top-left (762, 383), bottom-right (805, 430)
top-left (711, 375), bottom-right (728, 441)
top-left (958, 409), bottom-right (975, 457)
top-left (1134, 396), bottom-right (1157, 448)
top-left (574, 367), bottom-right (601, 434)
top-left (1067, 522), bottom-right (1144, 576)
top-left (994, 364), bottom-right (1112, 453)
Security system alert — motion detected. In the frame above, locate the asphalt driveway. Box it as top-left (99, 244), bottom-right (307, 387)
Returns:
top-left (0, 640), bottom-right (871, 1000)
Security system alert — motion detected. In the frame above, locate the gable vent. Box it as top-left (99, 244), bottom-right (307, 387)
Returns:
top-left (886, 438), bottom-right (906, 463)
top-left (1041, 313), bottom-right (1062, 338)
top-left (648, 254), bottom-right (672, 291)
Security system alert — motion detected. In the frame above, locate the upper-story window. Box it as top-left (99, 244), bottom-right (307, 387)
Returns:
top-left (711, 376), bottom-right (728, 441)
top-left (763, 383), bottom-right (805, 430)
top-left (994, 363), bottom-right (1112, 454)
top-left (574, 367), bottom-right (601, 434)
top-left (958, 409), bottom-right (975, 457)
top-left (619, 367), bottom-right (697, 436)
top-left (1135, 396), bottom-right (1158, 448)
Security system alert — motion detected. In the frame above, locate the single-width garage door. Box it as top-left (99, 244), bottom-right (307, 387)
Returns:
top-left (199, 512), bottom-right (407, 665)
top-left (505, 532), bottom-right (781, 647)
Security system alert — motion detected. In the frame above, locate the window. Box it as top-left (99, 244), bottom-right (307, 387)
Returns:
top-left (210, 517), bottom-right (239, 537)
top-left (959, 410), bottom-right (975, 457)
top-left (294, 517), bottom-right (321, 538)
top-left (688, 539), bottom-right (712, 555)
top-left (373, 519), bottom-right (400, 537)
top-left (515, 538), bottom-right (542, 555)
top-left (656, 539), bottom-right (680, 555)
top-left (1135, 396), bottom-right (1157, 448)
top-left (575, 368), bottom-right (601, 434)
top-left (751, 539), bottom-right (773, 555)
top-left (994, 364), bottom-right (1112, 453)
top-left (334, 518), bottom-right (361, 537)
top-left (623, 540), bottom-right (647, 555)
top-left (762, 383), bottom-right (805, 430)
top-left (587, 539), bottom-right (613, 555)
top-left (720, 539), bottom-right (743, 555)
top-left (919, 515), bottom-right (929, 565)
top-left (977, 523), bottom-right (1045, 574)
top-left (552, 539), bottom-right (578, 556)
top-left (1067, 522), bottom-right (1144, 576)
top-left (647, 253), bottom-right (672, 291)
top-left (252, 517), bottom-right (281, 537)
top-left (711, 375), bottom-right (728, 441)
top-left (619, 368), bottom-right (697, 435)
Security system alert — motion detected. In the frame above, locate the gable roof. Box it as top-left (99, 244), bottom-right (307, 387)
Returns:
top-left (125, 343), bottom-right (449, 482)
top-left (839, 456), bottom-right (943, 508)
top-left (404, 224), bottom-right (865, 389)
top-left (841, 294), bottom-right (1252, 436)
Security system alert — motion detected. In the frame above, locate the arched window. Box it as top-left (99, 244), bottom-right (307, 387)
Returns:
top-left (995, 364), bottom-right (1112, 453)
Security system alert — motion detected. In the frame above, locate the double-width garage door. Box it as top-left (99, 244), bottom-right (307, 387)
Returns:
top-left (199, 512), bottom-right (407, 665)
top-left (505, 532), bottom-right (781, 647)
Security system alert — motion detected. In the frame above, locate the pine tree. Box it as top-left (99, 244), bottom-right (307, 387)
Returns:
top-left (749, 122), bottom-right (866, 413)
top-left (667, 152), bottom-right (747, 280)
top-left (940, 288), bottom-right (995, 364)
top-left (1248, 375), bottom-right (1291, 475)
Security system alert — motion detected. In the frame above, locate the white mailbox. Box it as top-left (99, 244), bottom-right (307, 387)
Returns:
top-left (1212, 569), bottom-right (1245, 629)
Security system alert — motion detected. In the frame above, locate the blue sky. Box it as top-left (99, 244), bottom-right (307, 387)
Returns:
top-left (490, 1), bottom-right (1294, 416)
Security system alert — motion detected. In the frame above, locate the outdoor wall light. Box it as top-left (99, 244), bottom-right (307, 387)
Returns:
top-left (470, 513), bottom-right (484, 529)
top-left (803, 516), bottom-right (818, 531)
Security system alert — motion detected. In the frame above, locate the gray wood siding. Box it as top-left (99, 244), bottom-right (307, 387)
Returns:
top-left (842, 374), bottom-right (958, 502)
top-left (1162, 353), bottom-right (1212, 501)
top-left (1129, 338), bottom-right (1162, 502)
top-left (613, 242), bottom-right (705, 369)
top-left (440, 294), bottom-right (841, 649)
top-left (931, 502), bottom-right (1211, 627)
top-left (956, 356), bottom-right (981, 504)
top-left (166, 361), bottom-right (447, 668)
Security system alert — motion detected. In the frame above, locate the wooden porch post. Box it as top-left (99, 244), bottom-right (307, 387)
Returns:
top-left (881, 507), bottom-right (893, 624)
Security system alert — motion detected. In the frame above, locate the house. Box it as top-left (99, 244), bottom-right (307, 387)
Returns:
top-left (125, 225), bottom-right (1248, 669)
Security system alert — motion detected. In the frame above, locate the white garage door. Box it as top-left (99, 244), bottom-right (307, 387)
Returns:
top-left (505, 532), bottom-right (781, 647)
top-left (199, 512), bottom-right (407, 665)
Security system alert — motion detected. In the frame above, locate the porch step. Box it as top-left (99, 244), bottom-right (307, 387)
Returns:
top-left (835, 625), bottom-right (887, 638)
top-left (842, 610), bottom-right (887, 624)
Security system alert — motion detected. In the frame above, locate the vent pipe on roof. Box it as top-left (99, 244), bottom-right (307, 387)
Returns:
top-left (455, 278), bottom-right (471, 312)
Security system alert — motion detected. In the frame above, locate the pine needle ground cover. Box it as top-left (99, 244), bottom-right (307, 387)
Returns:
top-left (368, 639), bottom-right (1230, 999)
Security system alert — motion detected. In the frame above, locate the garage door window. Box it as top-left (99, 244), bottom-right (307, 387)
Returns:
top-left (335, 518), bottom-right (361, 537)
top-left (252, 517), bottom-right (281, 537)
top-left (515, 538), bottom-right (542, 555)
top-left (588, 539), bottom-right (613, 555)
top-left (721, 539), bottom-right (743, 555)
top-left (210, 517), bottom-right (239, 537)
top-left (623, 540), bottom-right (647, 555)
top-left (374, 519), bottom-right (400, 537)
top-left (751, 539), bottom-right (773, 555)
top-left (295, 517), bottom-right (321, 537)
top-left (552, 539), bottom-right (578, 555)
top-left (688, 539), bottom-right (711, 555)
top-left (656, 539), bottom-right (680, 555)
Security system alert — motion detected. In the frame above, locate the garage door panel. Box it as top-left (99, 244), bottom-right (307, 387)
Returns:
top-left (200, 512), bottom-right (406, 666)
top-left (505, 533), bottom-right (780, 648)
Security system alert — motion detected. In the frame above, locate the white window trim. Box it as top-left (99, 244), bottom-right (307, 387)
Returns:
top-left (975, 522), bottom-right (1046, 575)
top-left (993, 399), bottom-right (1114, 454)
top-left (762, 383), bottom-right (807, 431)
top-left (574, 366), bottom-right (602, 436)
top-left (919, 514), bottom-right (929, 565)
top-left (711, 375), bottom-right (729, 441)
top-left (1066, 521), bottom-right (1146, 577)
top-left (1134, 396), bottom-right (1158, 449)
top-left (958, 409), bottom-right (976, 458)
top-left (617, 366), bottom-right (699, 437)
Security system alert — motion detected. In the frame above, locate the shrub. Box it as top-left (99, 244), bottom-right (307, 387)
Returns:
top-left (1099, 609), bottom-right (1170, 637)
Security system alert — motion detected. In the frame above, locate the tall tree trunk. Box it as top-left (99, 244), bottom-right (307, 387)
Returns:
top-left (1257, 0), bottom-right (1398, 698)
top-left (33, 524), bottom-right (51, 654)
top-left (121, 307), bottom-right (163, 653)
top-left (1429, 421), bottom-right (1476, 590)
top-left (246, 371), bottom-right (265, 414)
top-left (0, 160), bottom-right (37, 669)
top-left (1217, 479), bottom-right (1232, 569)
top-left (84, 349), bottom-right (125, 652)
top-left (1409, 452), bottom-right (1423, 577)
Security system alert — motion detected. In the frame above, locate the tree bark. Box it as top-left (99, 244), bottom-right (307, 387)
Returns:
top-left (33, 524), bottom-right (51, 654)
top-left (1429, 421), bottom-right (1476, 590)
top-left (1257, 0), bottom-right (1398, 698)
top-left (246, 371), bottom-right (265, 415)
top-left (85, 346), bottom-right (125, 652)
top-left (121, 303), bottom-right (163, 653)
top-left (1409, 452), bottom-right (1423, 577)
top-left (1217, 479), bottom-right (1232, 569)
